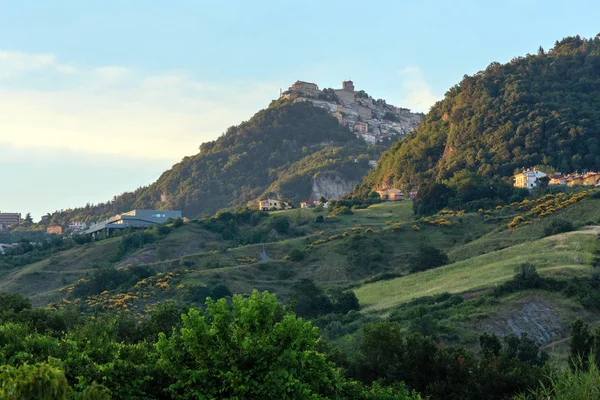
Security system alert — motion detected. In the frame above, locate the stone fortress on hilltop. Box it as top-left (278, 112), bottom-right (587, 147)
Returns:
top-left (280, 80), bottom-right (424, 144)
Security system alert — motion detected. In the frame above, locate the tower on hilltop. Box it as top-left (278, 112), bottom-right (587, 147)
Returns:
top-left (342, 80), bottom-right (354, 92)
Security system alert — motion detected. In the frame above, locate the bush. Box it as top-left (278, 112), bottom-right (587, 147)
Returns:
top-left (544, 218), bottom-right (574, 236)
top-left (172, 218), bottom-right (184, 228)
top-left (290, 279), bottom-right (332, 317)
top-left (181, 282), bottom-right (232, 304)
top-left (331, 206), bottom-right (353, 215)
top-left (493, 263), bottom-right (564, 297)
top-left (269, 216), bottom-right (290, 234)
top-left (314, 215), bottom-right (324, 223)
top-left (288, 248), bottom-right (305, 262)
top-left (410, 246), bottom-right (449, 272)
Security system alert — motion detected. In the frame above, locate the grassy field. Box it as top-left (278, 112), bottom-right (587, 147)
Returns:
top-left (449, 197), bottom-right (600, 261)
top-left (3, 193), bottom-right (600, 318)
top-left (356, 228), bottom-right (599, 312)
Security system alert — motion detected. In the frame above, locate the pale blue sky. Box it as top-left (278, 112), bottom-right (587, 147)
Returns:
top-left (1, 0), bottom-right (598, 220)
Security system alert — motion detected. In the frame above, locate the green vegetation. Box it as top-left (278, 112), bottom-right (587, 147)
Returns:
top-left (356, 229), bottom-right (597, 311)
top-left (0, 290), bottom-right (424, 399)
top-left (363, 34), bottom-right (600, 210)
top-left (47, 101), bottom-right (387, 224)
top-left (5, 29), bottom-right (600, 395)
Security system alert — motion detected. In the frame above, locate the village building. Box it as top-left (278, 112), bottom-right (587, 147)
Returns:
top-left (258, 198), bottom-right (292, 211)
top-left (47, 225), bottom-right (63, 235)
top-left (281, 80), bottom-right (320, 98)
top-left (300, 200), bottom-right (319, 208)
top-left (583, 172), bottom-right (600, 186)
top-left (549, 174), bottom-right (568, 186)
top-left (68, 221), bottom-right (88, 231)
top-left (513, 169), bottom-right (547, 189)
top-left (377, 188), bottom-right (405, 201)
top-left (567, 175), bottom-right (584, 186)
top-left (354, 121), bottom-right (368, 134)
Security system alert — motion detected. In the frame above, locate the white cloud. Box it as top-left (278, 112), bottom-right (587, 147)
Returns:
top-left (0, 51), bottom-right (76, 77)
top-left (0, 51), bottom-right (280, 160)
top-left (94, 66), bottom-right (131, 82)
top-left (398, 66), bottom-right (441, 113)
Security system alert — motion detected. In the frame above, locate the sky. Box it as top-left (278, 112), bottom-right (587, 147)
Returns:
top-left (1, 0), bottom-right (599, 220)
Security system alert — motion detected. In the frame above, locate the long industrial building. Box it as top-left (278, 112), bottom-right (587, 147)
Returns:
top-left (85, 210), bottom-right (182, 236)
top-left (0, 212), bottom-right (21, 230)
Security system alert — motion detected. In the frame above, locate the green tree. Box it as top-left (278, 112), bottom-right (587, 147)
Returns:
top-left (23, 213), bottom-right (33, 226)
top-left (156, 291), bottom-right (344, 399)
top-left (0, 361), bottom-right (71, 400)
top-left (289, 279), bottom-right (333, 317)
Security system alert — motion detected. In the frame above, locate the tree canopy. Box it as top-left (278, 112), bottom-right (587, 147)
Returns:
top-left (365, 34), bottom-right (600, 192)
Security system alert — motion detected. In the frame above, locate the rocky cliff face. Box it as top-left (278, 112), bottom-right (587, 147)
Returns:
top-left (310, 172), bottom-right (358, 200)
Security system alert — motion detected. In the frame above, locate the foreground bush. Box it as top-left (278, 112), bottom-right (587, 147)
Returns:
top-left (0, 361), bottom-right (71, 400)
top-left (157, 290), bottom-right (415, 399)
top-left (515, 355), bottom-right (600, 399)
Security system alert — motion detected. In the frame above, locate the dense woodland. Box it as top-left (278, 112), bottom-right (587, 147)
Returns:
top-left (364, 34), bottom-right (600, 199)
top-left (0, 289), bottom-right (575, 400)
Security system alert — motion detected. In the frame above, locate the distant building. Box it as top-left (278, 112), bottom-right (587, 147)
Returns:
top-left (68, 221), bottom-right (88, 231)
top-left (258, 198), bottom-right (292, 211)
top-left (377, 188), bottom-right (405, 201)
top-left (288, 80), bottom-right (320, 97)
top-left (342, 80), bottom-right (355, 92)
top-left (47, 225), bottom-right (63, 235)
top-left (514, 169), bottom-right (547, 189)
top-left (549, 174), bottom-right (568, 186)
top-left (300, 200), bottom-right (319, 208)
top-left (583, 172), bottom-right (600, 186)
top-left (567, 175), bottom-right (584, 187)
top-left (85, 210), bottom-right (182, 236)
top-left (0, 212), bottom-right (21, 230)
top-left (0, 243), bottom-right (16, 255)
top-left (354, 121), bottom-right (368, 134)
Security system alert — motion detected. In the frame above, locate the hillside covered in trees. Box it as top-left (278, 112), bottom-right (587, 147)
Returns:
top-left (49, 100), bottom-right (383, 223)
top-left (363, 34), bottom-right (600, 194)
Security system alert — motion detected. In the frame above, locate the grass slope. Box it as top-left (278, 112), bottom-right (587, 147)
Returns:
top-left (356, 228), bottom-right (598, 312)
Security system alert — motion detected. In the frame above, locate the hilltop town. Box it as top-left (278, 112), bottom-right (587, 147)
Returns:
top-left (280, 80), bottom-right (423, 144)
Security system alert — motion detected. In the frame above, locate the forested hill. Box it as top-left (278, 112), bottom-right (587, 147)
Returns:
top-left (51, 100), bottom-right (378, 222)
top-left (363, 34), bottom-right (600, 192)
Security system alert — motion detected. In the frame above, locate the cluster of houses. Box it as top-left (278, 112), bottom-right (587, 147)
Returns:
top-left (280, 80), bottom-right (423, 144)
top-left (258, 188), bottom-right (416, 212)
top-left (514, 168), bottom-right (600, 189)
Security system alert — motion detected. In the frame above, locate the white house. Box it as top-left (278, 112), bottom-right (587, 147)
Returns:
top-left (514, 168), bottom-right (547, 189)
